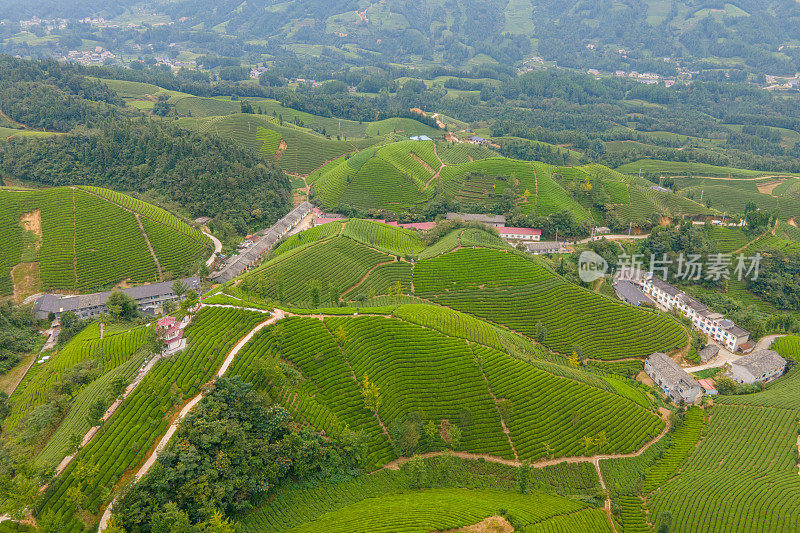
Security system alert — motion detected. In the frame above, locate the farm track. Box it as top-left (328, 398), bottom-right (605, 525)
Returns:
top-left (134, 213), bottom-right (163, 279)
top-left (340, 259), bottom-right (397, 298)
top-left (97, 309), bottom-right (283, 531)
top-left (382, 407), bottom-right (671, 533)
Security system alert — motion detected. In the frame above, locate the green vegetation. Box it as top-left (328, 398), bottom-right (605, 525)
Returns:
top-left (616, 159), bottom-right (785, 180)
top-left (238, 456), bottom-right (601, 532)
top-left (178, 113), bottom-right (380, 175)
top-left (647, 405), bottom-right (800, 532)
top-left (414, 248), bottom-right (687, 359)
top-left (284, 487), bottom-right (589, 532)
top-left (35, 307), bottom-right (267, 530)
top-left (7, 323), bottom-right (148, 434)
top-left (0, 119), bottom-right (290, 236)
top-left (229, 314), bottom-right (664, 472)
top-left (0, 186), bottom-right (210, 295)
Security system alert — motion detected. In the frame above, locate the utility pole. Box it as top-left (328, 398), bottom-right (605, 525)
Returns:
top-left (628, 221), bottom-right (632, 236)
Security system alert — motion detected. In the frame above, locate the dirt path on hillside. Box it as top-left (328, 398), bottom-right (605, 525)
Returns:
top-left (134, 213), bottom-right (163, 279)
top-left (97, 310), bottom-right (282, 531)
top-left (341, 259), bottom-right (397, 298)
top-left (382, 407), bottom-right (671, 472)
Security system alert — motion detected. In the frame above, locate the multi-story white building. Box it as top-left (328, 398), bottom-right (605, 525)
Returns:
top-left (637, 275), bottom-right (750, 352)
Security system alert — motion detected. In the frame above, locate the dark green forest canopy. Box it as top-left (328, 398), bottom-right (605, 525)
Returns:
top-left (0, 56), bottom-right (124, 131)
top-left (116, 376), bottom-right (365, 531)
top-left (0, 119), bottom-right (291, 232)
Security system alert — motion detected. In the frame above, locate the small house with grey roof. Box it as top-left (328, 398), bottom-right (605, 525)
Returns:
top-left (645, 352), bottom-right (702, 403)
top-left (727, 350), bottom-right (787, 384)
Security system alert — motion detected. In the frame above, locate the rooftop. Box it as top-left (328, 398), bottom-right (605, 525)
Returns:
top-left (446, 212), bottom-right (506, 224)
top-left (525, 241), bottom-right (564, 252)
top-left (731, 349), bottom-right (786, 376)
top-left (613, 280), bottom-right (655, 306)
top-left (649, 275), bottom-right (683, 296)
top-left (497, 226), bottom-right (541, 236)
top-left (646, 352), bottom-right (701, 391)
top-left (35, 277), bottom-right (201, 314)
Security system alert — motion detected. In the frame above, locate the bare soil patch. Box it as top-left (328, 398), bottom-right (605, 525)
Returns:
top-left (637, 371), bottom-right (655, 387)
top-left (20, 210), bottom-right (42, 242)
top-left (275, 139), bottom-right (288, 161)
top-left (438, 516), bottom-right (514, 533)
top-left (788, 217), bottom-right (797, 228)
top-left (11, 262), bottom-right (41, 303)
top-left (0, 352), bottom-right (37, 396)
top-left (757, 178), bottom-right (785, 195)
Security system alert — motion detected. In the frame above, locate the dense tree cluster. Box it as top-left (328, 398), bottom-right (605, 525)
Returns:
top-left (0, 56), bottom-right (123, 131)
top-left (0, 302), bottom-right (39, 376)
top-left (115, 376), bottom-right (366, 532)
top-left (0, 118), bottom-right (291, 234)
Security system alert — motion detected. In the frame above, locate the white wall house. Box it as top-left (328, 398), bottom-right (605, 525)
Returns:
top-left (496, 226), bottom-right (541, 242)
top-left (727, 350), bottom-right (787, 384)
top-left (638, 275), bottom-right (749, 352)
top-left (645, 352), bottom-right (703, 403)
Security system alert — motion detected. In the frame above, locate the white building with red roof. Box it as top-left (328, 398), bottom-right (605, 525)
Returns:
top-left (496, 226), bottom-right (541, 242)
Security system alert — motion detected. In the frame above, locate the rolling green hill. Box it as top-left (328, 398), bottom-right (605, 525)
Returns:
top-left (617, 159), bottom-right (794, 180)
top-left (232, 221), bottom-right (687, 360)
top-left (311, 141), bottom-right (602, 219)
top-left (0, 186), bottom-right (210, 296)
top-left (176, 113), bottom-right (382, 175)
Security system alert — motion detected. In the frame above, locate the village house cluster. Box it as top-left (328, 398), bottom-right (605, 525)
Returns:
top-left (639, 274), bottom-right (751, 353)
top-left (644, 349), bottom-right (786, 404)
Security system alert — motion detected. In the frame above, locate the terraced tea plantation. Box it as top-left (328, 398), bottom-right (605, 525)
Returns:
top-left (0, 186), bottom-right (211, 295)
top-left (229, 312), bottom-right (664, 471)
top-left (37, 307), bottom-right (266, 531)
top-left (414, 247), bottom-right (687, 360)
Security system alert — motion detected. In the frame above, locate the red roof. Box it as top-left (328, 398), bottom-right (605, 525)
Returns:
top-left (697, 378), bottom-right (716, 391)
top-left (402, 221), bottom-right (436, 231)
top-left (497, 226), bottom-right (541, 236)
top-left (313, 217), bottom-right (343, 225)
top-left (158, 316), bottom-right (176, 328)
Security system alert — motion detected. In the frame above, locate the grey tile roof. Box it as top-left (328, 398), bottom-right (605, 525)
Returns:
top-left (725, 324), bottom-right (750, 338)
top-left (646, 352), bottom-right (701, 391)
top-left (525, 241), bottom-right (564, 252)
top-left (613, 280), bottom-right (655, 306)
top-left (681, 294), bottom-right (708, 312)
top-left (445, 212), bottom-right (506, 224)
top-left (732, 350), bottom-right (786, 375)
top-left (34, 277), bottom-right (200, 314)
top-left (649, 275), bottom-right (682, 296)
top-left (699, 344), bottom-right (719, 363)
top-left (212, 202), bottom-right (313, 283)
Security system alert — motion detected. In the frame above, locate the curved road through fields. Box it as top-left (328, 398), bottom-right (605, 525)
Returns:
top-left (203, 231), bottom-right (222, 268)
top-left (97, 308), bottom-right (283, 531)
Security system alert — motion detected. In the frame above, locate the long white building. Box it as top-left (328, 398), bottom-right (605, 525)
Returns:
top-left (637, 275), bottom-right (749, 352)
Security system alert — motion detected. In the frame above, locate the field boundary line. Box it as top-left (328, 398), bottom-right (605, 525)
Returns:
top-left (134, 213), bottom-right (162, 279)
top-left (97, 309), bottom-right (282, 531)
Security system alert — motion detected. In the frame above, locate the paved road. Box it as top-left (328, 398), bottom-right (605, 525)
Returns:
top-left (684, 334), bottom-right (786, 373)
top-left (572, 234), bottom-right (649, 245)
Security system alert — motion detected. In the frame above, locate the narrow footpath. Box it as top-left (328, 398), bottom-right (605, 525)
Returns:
top-left (97, 309), bottom-right (283, 531)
